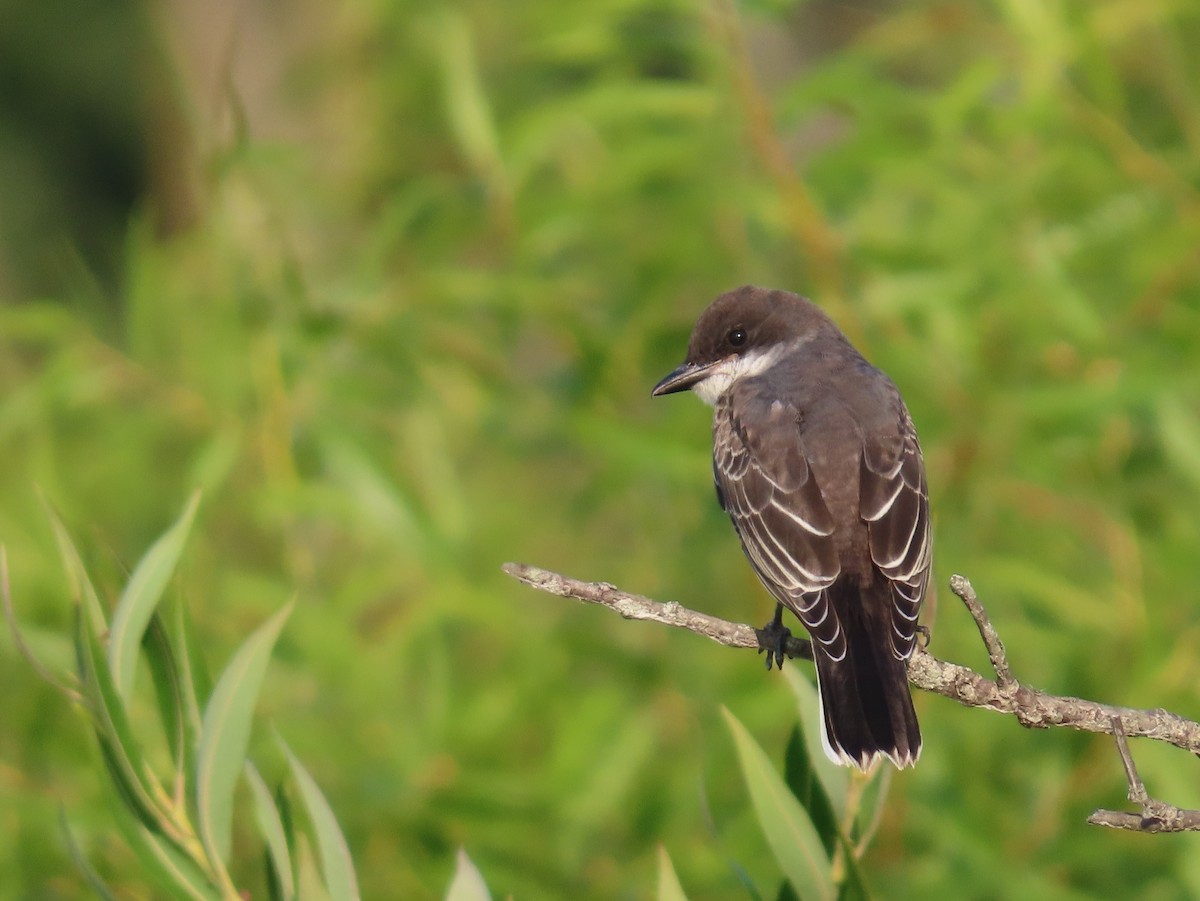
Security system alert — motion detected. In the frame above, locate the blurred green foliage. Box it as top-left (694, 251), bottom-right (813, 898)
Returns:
top-left (24, 494), bottom-right (364, 900)
top-left (2, 0), bottom-right (1200, 898)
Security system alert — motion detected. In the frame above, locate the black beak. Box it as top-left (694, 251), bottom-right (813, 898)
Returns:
top-left (652, 360), bottom-right (718, 397)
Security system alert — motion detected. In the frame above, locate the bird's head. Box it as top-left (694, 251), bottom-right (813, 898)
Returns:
top-left (652, 285), bottom-right (835, 406)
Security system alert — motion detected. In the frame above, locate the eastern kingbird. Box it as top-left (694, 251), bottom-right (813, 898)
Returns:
top-left (653, 286), bottom-right (930, 769)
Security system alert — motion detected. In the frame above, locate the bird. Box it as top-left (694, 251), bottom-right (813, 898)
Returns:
top-left (652, 286), bottom-right (931, 769)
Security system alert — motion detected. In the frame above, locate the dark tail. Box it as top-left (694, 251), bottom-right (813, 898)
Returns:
top-left (812, 582), bottom-right (921, 770)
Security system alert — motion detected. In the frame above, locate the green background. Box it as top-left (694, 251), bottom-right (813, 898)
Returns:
top-left (3, 0), bottom-right (1200, 897)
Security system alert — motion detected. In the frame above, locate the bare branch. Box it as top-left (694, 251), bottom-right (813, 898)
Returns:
top-left (503, 562), bottom-right (1200, 830)
top-left (1086, 807), bottom-right (1200, 833)
top-left (503, 563), bottom-right (812, 660)
top-left (1087, 717), bottom-right (1200, 833)
top-left (1113, 716), bottom-right (1146, 802)
top-left (948, 573), bottom-right (1014, 689)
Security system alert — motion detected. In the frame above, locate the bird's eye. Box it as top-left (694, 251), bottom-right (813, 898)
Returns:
top-left (728, 327), bottom-right (747, 348)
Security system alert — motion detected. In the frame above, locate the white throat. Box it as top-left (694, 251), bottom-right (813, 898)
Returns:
top-left (690, 343), bottom-right (790, 406)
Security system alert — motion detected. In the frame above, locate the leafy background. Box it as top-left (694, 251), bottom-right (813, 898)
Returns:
top-left (3, 0), bottom-right (1200, 897)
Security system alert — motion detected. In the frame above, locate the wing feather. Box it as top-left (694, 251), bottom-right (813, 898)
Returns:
top-left (712, 382), bottom-right (930, 665)
top-left (861, 407), bottom-right (931, 659)
top-left (713, 396), bottom-right (844, 657)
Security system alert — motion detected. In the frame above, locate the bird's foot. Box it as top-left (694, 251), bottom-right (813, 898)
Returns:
top-left (755, 608), bottom-right (792, 671)
top-left (915, 624), bottom-right (931, 648)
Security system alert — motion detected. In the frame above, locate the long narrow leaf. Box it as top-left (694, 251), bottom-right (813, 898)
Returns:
top-left (782, 726), bottom-right (839, 857)
top-left (75, 605), bottom-right (167, 831)
top-left (110, 491), bottom-right (201, 703)
top-left (196, 601), bottom-right (293, 869)
top-left (280, 737), bottom-right (361, 901)
top-left (42, 496), bottom-right (106, 634)
top-left (444, 848), bottom-right (491, 901)
top-left (142, 613), bottom-right (187, 774)
top-left (837, 842), bottom-right (873, 901)
top-left (782, 669), bottom-right (882, 898)
top-left (60, 808), bottom-right (118, 901)
top-left (275, 782), bottom-right (300, 895)
top-left (656, 845), bottom-right (689, 901)
top-left (722, 707), bottom-right (835, 901)
top-left (173, 597), bottom-right (211, 738)
top-left (781, 665), bottom-right (850, 823)
top-left (246, 761), bottom-right (297, 901)
top-left (855, 765), bottom-right (892, 842)
top-left (295, 835), bottom-right (333, 901)
top-left (109, 781), bottom-right (222, 901)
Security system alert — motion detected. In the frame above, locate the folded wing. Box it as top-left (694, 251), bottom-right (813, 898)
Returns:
top-left (713, 396), bottom-right (845, 660)
top-left (859, 407), bottom-right (931, 660)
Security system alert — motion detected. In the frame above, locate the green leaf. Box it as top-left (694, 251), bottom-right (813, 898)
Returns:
top-left (109, 490), bottom-right (201, 703)
top-left (142, 613), bottom-right (187, 774)
top-left (855, 764), bottom-right (892, 843)
top-left (836, 844), bottom-right (872, 901)
top-left (60, 808), bottom-right (118, 901)
top-left (173, 597), bottom-right (211, 737)
top-left (656, 845), bottom-right (689, 901)
top-left (109, 781), bottom-right (222, 901)
top-left (722, 707), bottom-right (835, 901)
top-left (782, 665), bottom-right (886, 899)
top-left (275, 782), bottom-right (300, 893)
top-left (246, 761), bottom-right (297, 901)
top-left (41, 495), bottom-right (106, 634)
top-left (75, 604), bottom-right (167, 832)
top-left (445, 847), bottom-right (491, 901)
top-left (782, 726), bottom-right (839, 857)
top-left (781, 665), bottom-right (850, 824)
top-left (295, 835), bottom-right (333, 901)
top-left (196, 600), bottom-right (293, 868)
top-left (281, 736), bottom-right (361, 901)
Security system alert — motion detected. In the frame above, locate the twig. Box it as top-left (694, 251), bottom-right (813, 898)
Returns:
top-left (1087, 717), bottom-right (1200, 833)
top-left (503, 562), bottom-right (1200, 829)
top-left (505, 563), bottom-right (812, 660)
top-left (948, 573), bottom-right (1014, 688)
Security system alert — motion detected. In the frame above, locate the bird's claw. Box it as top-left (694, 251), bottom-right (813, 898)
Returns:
top-left (755, 614), bottom-right (792, 670)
